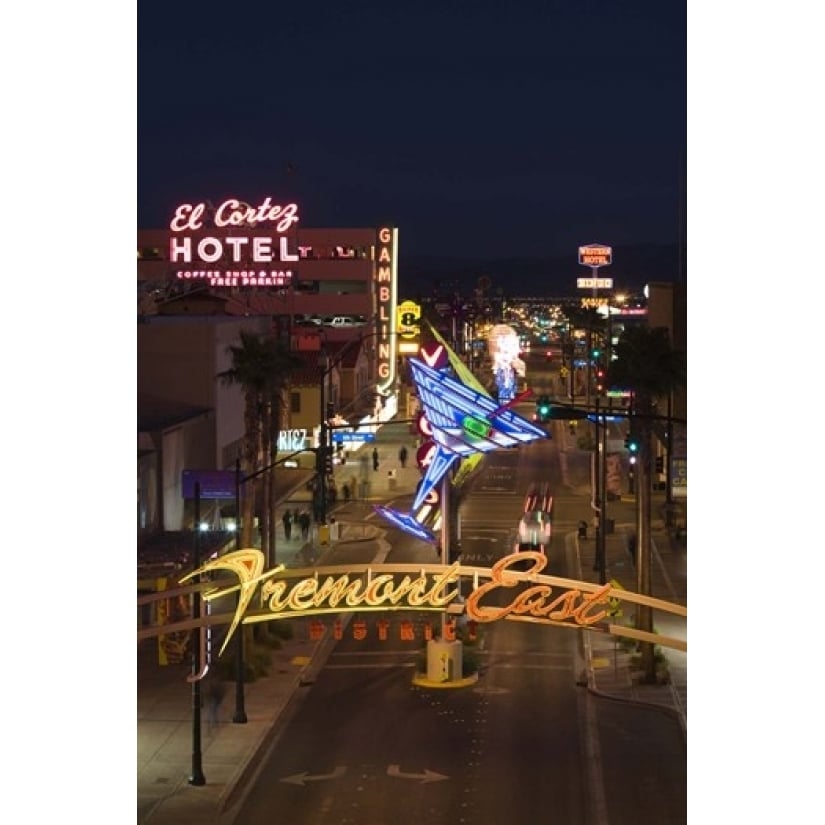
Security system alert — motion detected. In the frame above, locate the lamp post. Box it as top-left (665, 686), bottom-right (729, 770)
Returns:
top-left (591, 397), bottom-right (607, 584)
top-left (188, 483), bottom-right (206, 785)
top-left (597, 402), bottom-right (608, 585)
top-left (317, 350), bottom-right (330, 524)
top-left (232, 459), bottom-right (247, 724)
top-left (228, 442), bottom-right (329, 722)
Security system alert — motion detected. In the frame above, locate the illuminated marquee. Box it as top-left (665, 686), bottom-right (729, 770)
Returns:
top-left (408, 358), bottom-right (547, 457)
top-left (396, 300), bottom-right (421, 339)
top-left (172, 548), bottom-right (687, 654)
top-left (375, 227), bottom-right (398, 394)
top-left (168, 197), bottom-right (300, 287)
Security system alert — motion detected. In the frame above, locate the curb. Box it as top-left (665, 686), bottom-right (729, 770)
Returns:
top-left (411, 672), bottom-right (480, 689)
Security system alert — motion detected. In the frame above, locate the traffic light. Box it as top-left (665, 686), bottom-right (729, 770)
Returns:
top-left (624, 434), bottom-right (639, 454)
top-left (537, 395), bottom-right (551, 420)
top-left (655, 455), bottom-right (664, 474)
top-left (315, 446), bottom-right (334, 475)
top-left (591, 348), bottom-right (601, 359)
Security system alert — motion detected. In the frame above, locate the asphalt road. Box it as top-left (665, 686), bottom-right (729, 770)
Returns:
top-left (230, 416), bottom-right (686, 825)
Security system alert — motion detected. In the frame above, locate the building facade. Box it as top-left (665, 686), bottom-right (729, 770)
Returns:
top-left (138, 198), bottom-right (401, 537)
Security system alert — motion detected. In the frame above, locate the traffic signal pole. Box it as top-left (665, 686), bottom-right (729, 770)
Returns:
top-left (319, 370), bottom-right (328, 524)
top-left (597, 402), bottom-right (607, 585)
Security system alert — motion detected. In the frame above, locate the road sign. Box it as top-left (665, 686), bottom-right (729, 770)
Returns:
top-left (331, 431), bottom-right (376, 443)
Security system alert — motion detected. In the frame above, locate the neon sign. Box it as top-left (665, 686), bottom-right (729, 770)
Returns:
top-left (396, 300), bottom-right (421, 340)
top-left (578, 243), bottom-right (612, 267)
top-left (167, 197), bottom-right (300, 288)
top-left (375, 227), bottom-right (398, 394)
top-left (408, 358), bottom-right (546, 456)
top-left (277, 428), bottom-right (308, 451)
top-left (170, 198), bottom-right (299, 232)
top-left (174, 548), bottom-right (687, 655)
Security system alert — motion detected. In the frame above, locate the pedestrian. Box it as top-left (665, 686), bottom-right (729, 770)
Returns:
top-left (282, 508), bottom-right (293, 541)
top-left (372, 447), bottom-right (380, 471)
top-left (299, 510), bottom-right (311, 540)
top-left (627, 534), bottom-right (637, 567)
top-left (342, 483), bottom-right (351, 502)
top-left (328, 481), bottom-right (337, 505)
top-left (398, 445), bottom-right (408, 468)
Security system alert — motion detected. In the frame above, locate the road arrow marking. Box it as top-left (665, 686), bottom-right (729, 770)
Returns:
top-left (280, 766), bottom-right (346, 786)
top-left (387, 765), bottom-right (448, 784)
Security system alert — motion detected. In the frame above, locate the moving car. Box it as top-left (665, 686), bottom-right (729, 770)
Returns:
top-left (518, 484), bottom-right (553, 550)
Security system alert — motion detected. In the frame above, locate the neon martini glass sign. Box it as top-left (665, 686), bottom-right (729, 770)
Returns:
top-left (374, 357), bottom-right (547, 541)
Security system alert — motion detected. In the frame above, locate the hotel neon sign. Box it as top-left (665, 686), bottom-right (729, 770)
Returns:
top-left (164, 547), bottom-right (687, 656)
top-left (168, 196), bottom-right (300, 287)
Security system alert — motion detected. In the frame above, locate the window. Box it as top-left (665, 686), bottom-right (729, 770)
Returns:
top-left (290, 392), bottom-right (301, 414)
top-left (138, 247), bottom-right (164, 260)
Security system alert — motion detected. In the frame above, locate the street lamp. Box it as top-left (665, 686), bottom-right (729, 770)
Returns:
top-left (317, 350), bottom-right (331, 524)
top-left (188, 482), bottom-right (206, 785)
top-left (592, 398), bottom-right (607, 585)
top-left (232, 459), bottom-right (247, 723)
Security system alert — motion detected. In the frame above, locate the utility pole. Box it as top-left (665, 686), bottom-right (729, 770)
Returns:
top-left (635, 418), bottom-right (655, 682)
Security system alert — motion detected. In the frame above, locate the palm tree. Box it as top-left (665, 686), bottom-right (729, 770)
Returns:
top-left (562, 306), bottom-right (606, 404)
top-left (606, 325), bottom-right (686, 683)
top-left (217, 332), bottom-right (301, 558)
top-left (262, 341), bottom-right (303, 564)
top-left (217, 331), bottom-right (273, 549)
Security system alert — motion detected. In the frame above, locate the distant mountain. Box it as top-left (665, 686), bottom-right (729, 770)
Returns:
top-left (399, 243), bottom-right (685, 299)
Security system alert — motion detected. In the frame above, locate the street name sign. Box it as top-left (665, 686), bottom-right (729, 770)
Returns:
top-left (332, 431), bottom-right (376, 443)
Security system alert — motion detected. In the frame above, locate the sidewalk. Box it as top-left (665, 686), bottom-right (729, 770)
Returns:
top-left (137, 415), bottom-right (686, 823)
top-left (137, 513), bottom-right (389, 824)
top-left (138, 422), bottom-right (422, 824)
top-left (554, 418), bottom-right (688, 737)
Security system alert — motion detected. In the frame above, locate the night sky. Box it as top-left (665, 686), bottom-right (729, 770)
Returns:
top-left (138, 0), bottom-right (686, 263)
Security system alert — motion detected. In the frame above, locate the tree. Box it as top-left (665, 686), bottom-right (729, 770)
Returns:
top-left (262, 341), bottom-right (303, 564)
top-left (606, 325), bottom-right (686, 683)
top-left (217, 332), bottom-right (301, 556)
top-left (562, 306), bottom-right (605, 403)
